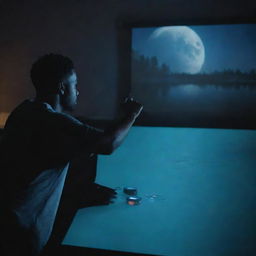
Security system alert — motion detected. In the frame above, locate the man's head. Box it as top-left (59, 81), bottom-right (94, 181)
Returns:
top-left (30, 53), bottom-right (79, 111)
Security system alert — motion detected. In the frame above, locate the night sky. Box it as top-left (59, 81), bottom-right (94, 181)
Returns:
top-left (132, 24), bottom-right (256, 73)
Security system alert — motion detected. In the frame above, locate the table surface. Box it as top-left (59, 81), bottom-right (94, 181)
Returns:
top-left (63, 127), bottom-right (256, 256)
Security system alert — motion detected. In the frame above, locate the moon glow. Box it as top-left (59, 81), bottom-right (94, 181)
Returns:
top-left (149, 26), bottom-right (205, 74)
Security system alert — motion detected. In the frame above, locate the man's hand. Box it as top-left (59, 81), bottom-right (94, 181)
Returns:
top-left (78, 183), bottom-right (117, 208)
top-left (122, 97), bottom-right (143, 119)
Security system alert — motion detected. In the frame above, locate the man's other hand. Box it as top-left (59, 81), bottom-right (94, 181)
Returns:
top-left (78, 183), bottom-right (117, 208)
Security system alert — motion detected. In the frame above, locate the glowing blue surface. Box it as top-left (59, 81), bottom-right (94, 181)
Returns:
top-left (63, 127), bottom-right (256, 256)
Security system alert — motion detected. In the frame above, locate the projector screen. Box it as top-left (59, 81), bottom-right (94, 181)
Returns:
top-left (131, 24), bottom-right (256, 129)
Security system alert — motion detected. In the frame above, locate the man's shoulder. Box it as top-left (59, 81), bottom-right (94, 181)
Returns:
top-left (7, 99), bottom-right (80, 121)
top-left (5, 100), bottom-right (50, 128)
top-left (4, 99), bottom-right (100, 136)
top-left (4, 100), bottom-right (32, 128)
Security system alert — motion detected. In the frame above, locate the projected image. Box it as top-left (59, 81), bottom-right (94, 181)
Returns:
top-left (131, 24), bottom-right (256, 128)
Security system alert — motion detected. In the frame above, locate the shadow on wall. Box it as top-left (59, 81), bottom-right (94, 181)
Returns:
top-left (0, 112), bottom-right (9, 128)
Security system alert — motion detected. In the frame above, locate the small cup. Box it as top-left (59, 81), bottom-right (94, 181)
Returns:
top-left (123, 187), bottom-right (137, 196)
top-left (127, 196), bottom-right (142, 205)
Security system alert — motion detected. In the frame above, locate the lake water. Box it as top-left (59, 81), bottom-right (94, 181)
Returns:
top-left (132, 83), bottom-right (256, 128)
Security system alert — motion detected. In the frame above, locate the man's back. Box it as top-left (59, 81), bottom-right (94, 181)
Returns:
top-left (0, 99), bottom-right (92, 255)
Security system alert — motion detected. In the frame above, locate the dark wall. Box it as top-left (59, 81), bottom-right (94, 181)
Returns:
top-left (0, 0), bottom-right (255, 126)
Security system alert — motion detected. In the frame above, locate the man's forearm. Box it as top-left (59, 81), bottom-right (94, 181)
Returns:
top-left (75, 98), bottom-right (142, 155)
top-left (107, 113), bottom-right (137, 151)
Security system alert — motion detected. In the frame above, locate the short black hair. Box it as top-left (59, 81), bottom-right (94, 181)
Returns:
top-left (30, 53), bottom-right (74, 95)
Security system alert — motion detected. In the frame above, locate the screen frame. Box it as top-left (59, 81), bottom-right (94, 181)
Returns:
top-left (117, 17), bottom-right (256, 130)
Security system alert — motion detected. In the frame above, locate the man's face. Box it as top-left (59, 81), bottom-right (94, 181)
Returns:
top-left (61, 70), bottom-right (79, 112)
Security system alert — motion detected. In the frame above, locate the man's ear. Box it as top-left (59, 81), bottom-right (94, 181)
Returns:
top-left (59, 82), bottom-right (65, 95)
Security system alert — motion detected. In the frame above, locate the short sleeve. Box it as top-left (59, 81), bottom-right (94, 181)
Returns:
top-left (37, 108), bottom-right (104, 160)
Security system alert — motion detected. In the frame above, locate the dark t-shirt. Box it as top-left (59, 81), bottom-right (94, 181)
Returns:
top-left (0, 99), bottom-right (103, 255)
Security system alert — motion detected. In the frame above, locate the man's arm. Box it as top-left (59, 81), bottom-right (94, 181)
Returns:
top-left (88, 98), bottom-right (143, 155)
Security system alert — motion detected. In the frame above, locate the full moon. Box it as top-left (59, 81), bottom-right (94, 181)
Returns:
top-left (149, 26), bottom-right (205, 74)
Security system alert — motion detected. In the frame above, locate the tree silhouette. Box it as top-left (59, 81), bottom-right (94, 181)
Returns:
top-left (132, 49), bottom-right (256, 88)
top-left (160, 63), bottom-right (170, 75)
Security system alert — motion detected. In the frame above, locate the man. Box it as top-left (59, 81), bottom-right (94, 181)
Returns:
top-left (0, 53), bottom-right (143, 256)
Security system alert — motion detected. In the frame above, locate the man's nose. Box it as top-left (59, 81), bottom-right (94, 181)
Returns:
top-left (76, 89), bottom-right (79, 96)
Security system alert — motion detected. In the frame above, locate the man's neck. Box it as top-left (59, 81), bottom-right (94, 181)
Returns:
top-left (35, 94), bottom-right (63, 112)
